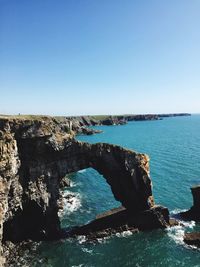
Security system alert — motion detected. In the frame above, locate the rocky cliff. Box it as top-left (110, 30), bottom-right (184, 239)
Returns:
top-left (67, 113), bottom-right (191, 128)
top-left (0, 115), bottom-right (176, 265)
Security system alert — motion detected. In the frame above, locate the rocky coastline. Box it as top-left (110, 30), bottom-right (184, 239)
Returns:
top-left (66, 113), bottom-right (191, 130)
top-left (0, 113), bottom-right (195, 266)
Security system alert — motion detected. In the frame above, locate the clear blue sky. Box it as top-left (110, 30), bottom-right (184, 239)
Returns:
top-left (0, 0), bottom-right (199, 115)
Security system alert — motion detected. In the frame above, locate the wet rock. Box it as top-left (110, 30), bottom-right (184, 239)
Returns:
top-left (184, 232), bottom-right (200, 247)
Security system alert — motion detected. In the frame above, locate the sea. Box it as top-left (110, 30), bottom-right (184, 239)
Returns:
top-left (29, 115), bottom-right (200, 267)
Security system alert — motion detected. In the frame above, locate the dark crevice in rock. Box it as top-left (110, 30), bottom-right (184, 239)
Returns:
top-left (3, 200), bottom-right (46, 242)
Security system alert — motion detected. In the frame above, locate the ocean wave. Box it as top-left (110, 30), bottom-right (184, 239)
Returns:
top-left (167, 225), bottom-right (200, 251)
top-left (167, 219), bottom-right (195, 246)
top-left (181, 220), bottom-right (196, 229)
top-left (170, 208), bottom-right (196, 228)
top-left (58, 190), bottom-right (82, 216)
top-left (167, 225), bottom-right (185, 245)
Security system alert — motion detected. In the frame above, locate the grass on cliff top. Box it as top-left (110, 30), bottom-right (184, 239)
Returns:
top-left (90, 115), bottom-right (110, 121)
top-left (0, 114), bottom-right (51, 120)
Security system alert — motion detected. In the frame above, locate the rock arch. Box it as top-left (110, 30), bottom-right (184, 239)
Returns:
top-left (0, 114), bottom-right (191, 265)
top-left (2, 133), bottom-right (154, 241)
top-left (20, 135), bottom-right (154, 210)
top-left (0, 117), bottom-right (175, 265)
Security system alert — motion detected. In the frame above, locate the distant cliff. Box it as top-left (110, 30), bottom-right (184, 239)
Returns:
top-left (0, 113), bottom-right (191, 136)
top-left (67, 113), bottom-right (191, 129)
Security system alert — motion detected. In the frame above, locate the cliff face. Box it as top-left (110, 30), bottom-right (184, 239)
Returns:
top-left (0, 131), bottom-right (21, 265)
top-left (67, 113), bottom-right (191, 127)
top-left (0, 116), bottom-right (170, 265)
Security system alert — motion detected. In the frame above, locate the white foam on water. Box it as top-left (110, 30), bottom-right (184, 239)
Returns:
top-left (181, 220), bottom-right (196, 228)
top-left (168, 208), bottom-right (196, 245)
top-left (69, 181), bottom-right (76, 187)
top-left (96, 237), bottom-right (109, 244)
top-left (82, 247), bottom-right (93, 254)
top-left (116, 230), bottom-right (133, 238)
top-left (59, 190), bottom-right (82, 216)
top-left (167, 218), bottom-right (196, 246)
top-left (170, 208), bottom-right (187, 215)
top-left (77, 235), bottom-right (87, 244)
top-left (171, 209), bottom-right (196, 229)
top-left (167, 225), bottom-right (185, 245)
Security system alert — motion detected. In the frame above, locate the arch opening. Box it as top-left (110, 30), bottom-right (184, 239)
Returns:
top-left (59, 168), bottom-right (121, 230)
top-left (3, 135), bottom-right (156, 242)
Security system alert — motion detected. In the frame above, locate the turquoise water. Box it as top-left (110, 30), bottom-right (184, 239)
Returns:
top-left (35, 115), bottom-right (200, 266)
